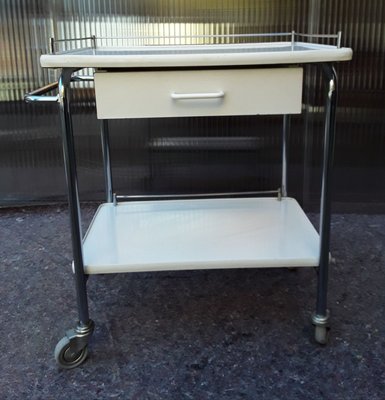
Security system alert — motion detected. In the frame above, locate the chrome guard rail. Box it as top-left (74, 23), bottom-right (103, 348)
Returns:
top-left (49, 31), bottom-right (343, 54)
top-left (24, 75), bottom-right (94, 103)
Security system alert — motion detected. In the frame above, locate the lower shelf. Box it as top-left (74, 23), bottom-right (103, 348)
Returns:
top-left (82, 197), bottom-right (320, 274)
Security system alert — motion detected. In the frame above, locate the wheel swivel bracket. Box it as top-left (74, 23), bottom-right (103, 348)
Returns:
top-left (311, 309), bottom-right (330, 327)
top-left (65, 319), bottom-right (95, 353)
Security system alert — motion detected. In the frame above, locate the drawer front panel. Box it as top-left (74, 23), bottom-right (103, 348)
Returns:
top-left (95, 68), bottom-right (303, 119)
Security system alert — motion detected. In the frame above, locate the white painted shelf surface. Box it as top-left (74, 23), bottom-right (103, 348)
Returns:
top-left (41, 42), bottom-right (352, 68)
top-left (82, 197), bottom-right (320, 274)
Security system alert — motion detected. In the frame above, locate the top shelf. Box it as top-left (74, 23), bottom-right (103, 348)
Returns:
top-left (40, 32), bottom-right (353, 68)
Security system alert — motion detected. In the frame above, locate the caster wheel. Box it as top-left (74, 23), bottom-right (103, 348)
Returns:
top-left (315, 325), bottom-right (329, 345)
top-left (54, 336), bottom-right (89, 369)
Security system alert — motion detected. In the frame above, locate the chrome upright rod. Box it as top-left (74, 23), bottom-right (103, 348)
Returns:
top-left (316, 63), bottom-right (338, 317)
top-left (100, 120), bottom-right (113, 203)
top-left (282, 115), bottom-right (290, 197)
top-left (58, 69), bottom-right (90, 326)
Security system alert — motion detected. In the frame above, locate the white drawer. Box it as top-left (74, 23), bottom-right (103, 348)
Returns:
top-left (94, 68), bottom-right (303, 119)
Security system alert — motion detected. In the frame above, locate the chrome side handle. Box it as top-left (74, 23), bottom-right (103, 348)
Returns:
top-left (171, 91), bottom-right (225, 100)
top-left (24, 81), bottom-right (59, 103)
top-left (24, 75), bottom-right (94, 103)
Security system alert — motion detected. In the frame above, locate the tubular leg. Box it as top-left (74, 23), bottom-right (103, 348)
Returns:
top-left (58, 68), bottom-right (91, 327)
top-left (313, 63), bottom-right (338, 329)
top-left (282, 114), bottom-right (290, 197)
top-left (100, 119), bottom-right (113, 203)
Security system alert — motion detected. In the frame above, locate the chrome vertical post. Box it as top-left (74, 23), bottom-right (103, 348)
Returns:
top-left (315, 63), bottom-right (338, 319)
top-left (58, 68), bottom-right (90, 327)
top-left (282, 114), bottom-right (290, 197)
top-left (100, 120), bottom-right (113, 203)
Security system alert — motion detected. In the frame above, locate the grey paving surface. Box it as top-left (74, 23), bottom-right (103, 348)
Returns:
top-left (0, 204), bottom-right (384, 399)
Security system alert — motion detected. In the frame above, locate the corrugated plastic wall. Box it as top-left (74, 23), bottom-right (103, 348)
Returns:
top-left (0, 0), bottom-right (384, 208)
top-left (302, 0), bottom-right (385, 206)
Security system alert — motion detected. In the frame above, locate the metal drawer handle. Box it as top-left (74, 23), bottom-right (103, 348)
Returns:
top-left (171, 91), bottom-right (225, 100)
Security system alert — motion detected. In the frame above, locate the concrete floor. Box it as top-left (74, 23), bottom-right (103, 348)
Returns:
top-left (0, 204), bottom-right (384, 399)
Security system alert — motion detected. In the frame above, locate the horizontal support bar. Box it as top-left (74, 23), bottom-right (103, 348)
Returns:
top-left (100, 33), bottom-right (294, 40)
top-left (115, 190), bottom-right (280, 202)
top-left (53, 36), bottom-right (95, 43)
top-left (295, 32), bottom-right (340, 39)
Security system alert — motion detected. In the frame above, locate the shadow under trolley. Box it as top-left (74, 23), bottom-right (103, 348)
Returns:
top-left (25, 31), bottom-right (353, 369)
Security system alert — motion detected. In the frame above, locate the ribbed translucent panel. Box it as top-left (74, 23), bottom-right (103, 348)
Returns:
top-left (302, 0), bottom-right (385, 206)
top-left (0, 0), bottom-right (384, 206)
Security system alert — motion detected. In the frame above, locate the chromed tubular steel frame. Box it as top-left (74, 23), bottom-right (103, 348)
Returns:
top-left (58, 69), bottom-right (90, 327)
top-left (36, 62), bottom-right (337, 337)
top-left (100, 120), bottom-right (113, 202)
top-left (315, 63), bottom-right (338, 320)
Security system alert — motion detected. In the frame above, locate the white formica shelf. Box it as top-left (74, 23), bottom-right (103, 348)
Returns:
top-left (41, 42), bottom-right (352, 68)
top-left (82, 197), bottom-right (320, 275)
